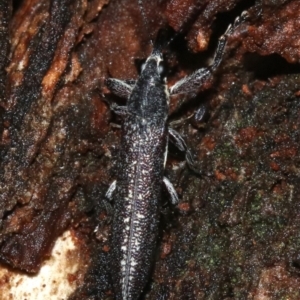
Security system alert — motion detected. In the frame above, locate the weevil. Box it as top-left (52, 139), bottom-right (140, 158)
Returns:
top-left (105, 12), bottom-right (246, 300)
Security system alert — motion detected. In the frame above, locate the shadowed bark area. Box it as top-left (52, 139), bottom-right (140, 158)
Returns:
top-left (0, 0), bottom-right (300, 299)
top-left (0, 0), bottom-right (110, 273)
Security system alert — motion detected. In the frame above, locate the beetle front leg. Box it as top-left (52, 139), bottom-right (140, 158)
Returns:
top-left (106, 78), bottom-right (135, 99)
top-left (169, 13), bottom-right (247, 96)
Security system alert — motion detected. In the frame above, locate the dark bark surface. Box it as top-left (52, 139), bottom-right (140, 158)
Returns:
top-left (0, 0), bottom-right (300, 299)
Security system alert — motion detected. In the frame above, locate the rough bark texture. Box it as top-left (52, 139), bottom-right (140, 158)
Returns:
top-left (0, 0), bottom-right (300, 299)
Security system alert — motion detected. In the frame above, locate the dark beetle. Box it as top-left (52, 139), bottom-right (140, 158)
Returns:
top-left (105, 14), bottom-right (246, 300)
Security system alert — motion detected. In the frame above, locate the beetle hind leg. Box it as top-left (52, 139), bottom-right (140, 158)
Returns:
top-left (168, 127), bottom-right (211, 176)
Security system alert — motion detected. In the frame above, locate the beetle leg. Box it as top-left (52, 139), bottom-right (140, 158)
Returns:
top-left (110, 102), bottom-right (128, 116)
top-left (105, 180), bottom-right (117, 200)
top-left (169, 14), bottom-right (247, 96)
top-left (169, 112), bottom-right (194, 127)
top-left (163, 177), bottom-right (179, 205)
top-left (168, 127), bottom-right (196, 170)
top-left (106, 78), bottom-right (135, 99)
top-left (170, 104), bottom-right (206, 127)
top-left (169, 128), bottom-right (213, 176)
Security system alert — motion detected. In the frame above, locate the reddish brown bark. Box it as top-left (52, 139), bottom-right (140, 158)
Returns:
top-left (1, 1), bottom-right (300, 299)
